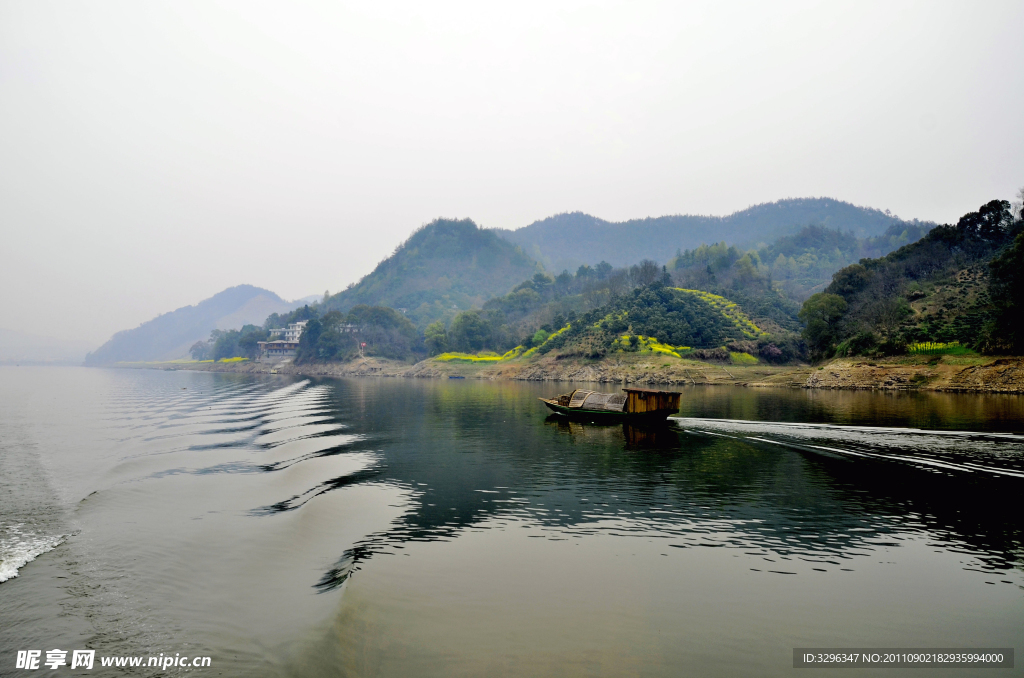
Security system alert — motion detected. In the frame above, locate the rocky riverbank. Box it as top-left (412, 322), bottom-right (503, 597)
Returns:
top-left (125, 352), bottom-right (1024, 393)
top-left (803, 356), bottom-right (1024, 392)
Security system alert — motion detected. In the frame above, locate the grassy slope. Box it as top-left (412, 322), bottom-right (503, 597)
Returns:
top-left (463, 285), bottom-right (778, 365)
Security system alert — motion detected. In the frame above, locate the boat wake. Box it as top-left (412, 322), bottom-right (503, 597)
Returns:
top-left (0, 524), bottom-right (68, 583)
top-left (671, 417), bottom-right (1024, 479)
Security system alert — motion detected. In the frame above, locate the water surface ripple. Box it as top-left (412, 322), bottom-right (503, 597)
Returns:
top-left (0, 369), bottom-right (1021, 677)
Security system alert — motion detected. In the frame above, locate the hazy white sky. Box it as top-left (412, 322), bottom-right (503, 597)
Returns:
top-left (2, 0), bottom-right (1022, 345)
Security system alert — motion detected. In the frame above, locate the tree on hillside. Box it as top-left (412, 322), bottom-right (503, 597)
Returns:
top-left (346, 305), bottom-right (421, 360)
top-left (630, 259), bottom-right (662, 287)
top-left (319, 310), bottom-right (345, 329)
top-left (237, 325), bottom-right (269, 358)
top-left (424, 321), bottom-right (448, 356)
top-left (955, 199), bottom-right (1014, 241)
top-left (827, 264), bottom-right (872, 298)
top-left (212, 331), bottom-right (238, 360)
top-left (449, 311), bottom-right (491, 352)
top-left (209, 325), bottom-right (269, 360)
top-left (987, 230), bottom-right (1024, 353)
top-left (295, 318), bottom-right (323, 362)
top-left (292, 305), bottom-right (318, 322)
top-left (799, 293), bottom-right (847, 360)
top-left (190, 340), bottom-right (211, 360)
top-left (731, 253), bottom-right (765, 291)
top-left (313, 311), bottom-right (352, 360)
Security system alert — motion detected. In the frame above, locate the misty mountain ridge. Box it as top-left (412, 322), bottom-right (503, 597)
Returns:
top-left (82, 197), bottom-right (938, 365)
top-left (85, 285), bottom-right (302, 364)
top-left (322, 218), bottom-right (540, 328)
top-left (497, 197), bottom-right (932, 271)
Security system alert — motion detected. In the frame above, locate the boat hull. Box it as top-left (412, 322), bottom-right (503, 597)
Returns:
top-left (539, 398), bottom-right (677, 422)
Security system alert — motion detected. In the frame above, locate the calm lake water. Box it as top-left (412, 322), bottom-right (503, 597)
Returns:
top-left (1, 366), bottom-right (1022, 676)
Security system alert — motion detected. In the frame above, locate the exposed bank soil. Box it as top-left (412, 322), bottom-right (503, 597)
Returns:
top-left (803, 357), bottom-right (1024, 392)
top-left (161, 354), bottom-right (811, 385)
top-left (479, 356), bottom-right (813, 387)
top-left (929, 358), bottom-right (1024, 392)
top-left (173, 357), bottom-right (413, 378)
top-left (144, 354), bottom-right (1024, 393)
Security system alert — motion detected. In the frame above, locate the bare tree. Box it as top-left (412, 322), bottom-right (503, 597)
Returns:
top-left (1012, 185), bottom-right (1024, 221)
top-left (630, 259), bottom-right (661, 287)
top-left (605, 270), bottom-right (629, 298)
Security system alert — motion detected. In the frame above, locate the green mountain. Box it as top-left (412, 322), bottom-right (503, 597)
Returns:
top-left (664, 220), bottom-right (936, 335)
top-left (497, 198), bottom-right (931, 272)
top-left (800, 199), bottom-right (1023, 358)
top-left (322, 218), bottom-right (540, 327)
top-left (421, 257), bottom-right (804, 364)
top-left (85, 285), bottom-right (297, 364)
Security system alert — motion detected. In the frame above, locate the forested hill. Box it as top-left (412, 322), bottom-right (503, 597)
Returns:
top-left (84, 285), bottom-right (296, 364)
top-left (497, 198), bottom-right (930, 271)
top-left (800, 199), bottom-right (1023, 358)
top-left (322, 218), bottom-right (540, 328)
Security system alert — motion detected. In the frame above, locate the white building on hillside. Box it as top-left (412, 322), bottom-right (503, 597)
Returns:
top-left (268, 321), bottom-right (308, 342)
top-left (259, 320), bottom-right (359, 362)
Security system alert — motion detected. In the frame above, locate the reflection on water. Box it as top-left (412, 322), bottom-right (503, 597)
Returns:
top-left (303, 384), bottom-right (1024, 598)
top-left (677, 385), bottom-right (1024, 433)
top-left (0, 370), bottom-right (1022, 677)
top-left (549, 416), bottom-right (684, 450)
top-left (297, 380), bottom-right (1023, 677)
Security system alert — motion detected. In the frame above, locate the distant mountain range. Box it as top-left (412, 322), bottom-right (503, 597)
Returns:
top-left (496, 198), bottom-right (932, 271)
top-left (83, 196), bottom-right (941, 364)
top-left (0, 327), bottom-right (96, 364)
top-left (84, 285), bottom-right (300, 364)
top-left (323, 218), bottom-right (540, 328)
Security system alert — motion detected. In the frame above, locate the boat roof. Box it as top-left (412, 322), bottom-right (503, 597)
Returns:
top-left (621, 387), bottom-right (681, 394)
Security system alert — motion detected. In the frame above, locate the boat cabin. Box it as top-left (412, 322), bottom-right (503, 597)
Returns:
top-left (622, 387), bottom-right (681, 414)
top-left (542, 387), bottom-right (681, 419)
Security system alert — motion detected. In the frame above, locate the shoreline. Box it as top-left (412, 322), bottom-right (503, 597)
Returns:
top-left (107, 353), bottom-right (1024, 393)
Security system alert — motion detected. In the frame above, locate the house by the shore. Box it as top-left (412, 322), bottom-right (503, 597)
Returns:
top-left (257, 321), bottom-right (308, 361)
top-left (257, 320), bottom-right (359, 361)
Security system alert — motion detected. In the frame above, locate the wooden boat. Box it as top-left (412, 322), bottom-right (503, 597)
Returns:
top-left (540, 387), bottom-right (681, 422)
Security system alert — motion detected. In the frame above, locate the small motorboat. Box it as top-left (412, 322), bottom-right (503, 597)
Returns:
top-left (540, 387), bottom-right (681, 422)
